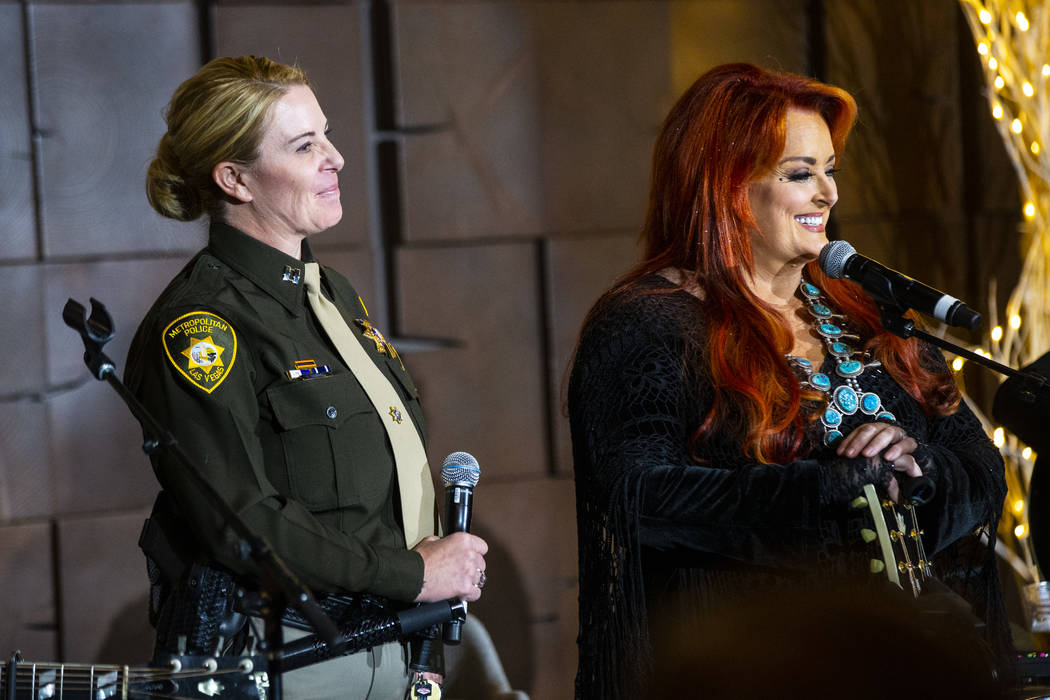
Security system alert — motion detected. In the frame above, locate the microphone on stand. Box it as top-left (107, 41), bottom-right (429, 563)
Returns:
top-left (818, 240), bottom-right (981, 331)
top-left (441, 451), bottom-right (481, 645)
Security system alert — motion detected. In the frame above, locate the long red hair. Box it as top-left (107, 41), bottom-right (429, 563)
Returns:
top-left (610, 63), bottom-right (959, 464)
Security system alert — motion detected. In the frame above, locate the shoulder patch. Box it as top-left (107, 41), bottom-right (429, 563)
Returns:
top-left (162, 311), bottom-right (237, 393)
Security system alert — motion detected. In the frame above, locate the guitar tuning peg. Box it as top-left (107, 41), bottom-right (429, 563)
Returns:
top-left (870, 559), bottom-right (885, 574)
top-left (850, 495), bottom-right (868, 510)
top-left (861, 528), bottom-right (877, 543)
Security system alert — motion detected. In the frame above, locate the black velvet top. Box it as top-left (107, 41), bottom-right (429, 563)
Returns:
top-left (568, 274), bottom-right (1008, 699)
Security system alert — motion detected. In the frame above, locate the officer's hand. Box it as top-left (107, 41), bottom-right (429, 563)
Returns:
top-left (412, 532), bottom-right (488, 603)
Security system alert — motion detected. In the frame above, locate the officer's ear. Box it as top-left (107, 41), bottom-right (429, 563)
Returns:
top-left (213, 162), bottom-right (253, 203)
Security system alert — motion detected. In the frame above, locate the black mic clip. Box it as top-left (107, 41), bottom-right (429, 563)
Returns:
top-left (63, 297), bottom-right (117, 379)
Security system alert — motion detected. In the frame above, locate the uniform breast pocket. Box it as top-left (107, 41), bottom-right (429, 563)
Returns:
top-left (266, 373), bottom-right (391, 510)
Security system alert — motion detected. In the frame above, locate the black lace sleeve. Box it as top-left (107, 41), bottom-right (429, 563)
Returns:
top-left (570, 286), bottom-right (894, 566)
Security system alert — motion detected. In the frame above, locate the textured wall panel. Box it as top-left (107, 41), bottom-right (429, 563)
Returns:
top-left (669, 0), bottom-right (809, 94)
top-left (397, 243), bottom-right (546, 479)
top-left (0, 265), bottom-right (47, 397)
top-left (529, 2), bottom-right (669, 234)
top-left (216, 4), bottom-right (370, 250)
top-left (0, 522), bottom-right (55, 661)
top-left (315, 246), bottom-right (378, 315)
top-left (0, 5), bottom-right (36, 261)
top-left (467, 477), bottom-right (577, 698)
top-left (0, 402), bottom-right (54, 521)
top-left (58, 510), bottom-right (152, 664)
top-left (395, 2), bottom-right (544, 241)
top-left (546, 234), bottom-right (639, 475)
top-left (33, 3), bottom-right (204, 258)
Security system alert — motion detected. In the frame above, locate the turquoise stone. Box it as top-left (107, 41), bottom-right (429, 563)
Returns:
top-left (823, 407), bottom-right (842, 427)
top-left (810, 303), bottom-right (832, 318)
top-left (818, 323), bottom-right (843, 338)
top-left (793, 357), bottom-right (812, 368)
top-left (836, 360), bottom-right (863, 377)
top-left (829, 342), bottom-right (850, 357)
top-left (834, 386), bottom-right (859, 414)
top-left (877, 412), bottom-right (896, 422)
top-left (861, 392), bottom-right (881, 414)
top-left (801, 283), bottom-right (821, 298)
top-left (811, 373), bottom-right (831, 390)
top-left (824, 430), bottom-right (843, 446)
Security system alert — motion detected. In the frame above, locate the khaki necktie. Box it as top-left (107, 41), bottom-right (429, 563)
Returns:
top-left (303, 262), bottom-right (435, 547)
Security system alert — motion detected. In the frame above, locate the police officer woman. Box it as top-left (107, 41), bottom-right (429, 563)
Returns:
top-left (127, 55), bottom-right (487, 699)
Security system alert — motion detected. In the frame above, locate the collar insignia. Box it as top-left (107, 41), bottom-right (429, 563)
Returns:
top-left (389, 406), bottom-right (404, 424)
top-left (282, 265), bottom-right (302, 284)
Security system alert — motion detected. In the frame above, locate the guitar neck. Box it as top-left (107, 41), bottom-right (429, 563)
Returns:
top-left (3, 656), bottom-right (130, 700)
top-left (2, 651), bottom-right (267, 700)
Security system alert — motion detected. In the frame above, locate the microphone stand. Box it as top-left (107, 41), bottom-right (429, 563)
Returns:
top-left (878, 304), bottom-right (1046, 387)
top-left (62, 297), bottom-right (342, 699)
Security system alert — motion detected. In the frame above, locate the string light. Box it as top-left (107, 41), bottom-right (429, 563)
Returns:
top-left (952, 357), bottom-right (965, 371)
top-left (1024, 82), bottom-right (1035, 97)
top-left (1026, 202), bottom-right (1037, 218)
top-left (996, 75), bottom-right (1006, 89)
top-left (992, 325), bottom-right (1004, 341)
top-left (1033, 141), bottom-right (1041, 155)
top-left (1015, 499), bottom-right (1026, 514)
top-left (978, 41), bottom-right (989, 55)
top-left (1017, 11), bottom-right (1030, 31)
top-left (1023, 447), bottom-right (1033, 460)
top-left (993, 103), bottom-right (1004, 119)
top-left (1044, 64), bottom-right (1050, 77)
top-left (1012, 118), bottom-right (1023, 134)
top-left (994, 427), bottom-right (1006, 447)
top-left (989, 56), bottom-right (999, 70)
top-left (1010, 314), bottom-right (1022, 329)
top-left (1016, 524), bottom-right (1028, 539)
top-left (979, 8), bottom-right (992, 23)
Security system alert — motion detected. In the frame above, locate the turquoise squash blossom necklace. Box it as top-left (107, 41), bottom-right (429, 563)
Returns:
top-left (786, 278), bottom-right (896, 446)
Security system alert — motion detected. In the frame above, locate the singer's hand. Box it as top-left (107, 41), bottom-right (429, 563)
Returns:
top-left (413, 532), bottom-right (488, 603)
top-left (836, 421), bottom-right (922, 502)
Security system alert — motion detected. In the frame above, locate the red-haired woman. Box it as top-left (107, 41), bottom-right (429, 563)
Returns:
top-left (569, 63), bottom-right (1007, 698)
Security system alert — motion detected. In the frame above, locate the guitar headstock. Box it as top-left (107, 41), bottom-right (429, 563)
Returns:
top-left (852, 483), bottom-right (932, 598)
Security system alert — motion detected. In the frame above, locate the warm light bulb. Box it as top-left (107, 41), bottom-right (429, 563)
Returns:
top-left (1016, 524), bottom-right (1028, 539)
top-left (993, 103), bottom-right (1004, 119)
top-left (1012, 118), bottom-right (1023, 134)
top-left (1023, 447), bottom-right (1033, 460)
top-left (1017, 12), bottom-right (1030, 31)
top-left (1024, 82), bottom-right (1035, 97)
top-left (991, 326), bottom-right (1003, 342)
top-left (1010, 314), bottom-right (1022, 329)
top-left (989, 56), bottom-right (999, 71)
top-left (1033, 141), bottom-right (1041, 155)
top-left (952, 357), bottom-right (965, 371)
top-left (995, 75), bottom-right (1006, 89)
top-left (994, 427), bottom-right (1005, 447)
top-left (978, 42), bottom-right (989, 55)
top-left (979, 9), bottom-right (992, 24)
top-left (1044, 64), bottom-right (1050, 77)
top-left (1025, 202), bottom-right (1037, 218)
top-left (1015, 499), bottom-right (1026, 514)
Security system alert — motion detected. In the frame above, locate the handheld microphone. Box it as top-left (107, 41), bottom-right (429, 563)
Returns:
top-left (818, 240), bottom-right (981, 331)
top-left (441, 451), bottom-right (481, 645)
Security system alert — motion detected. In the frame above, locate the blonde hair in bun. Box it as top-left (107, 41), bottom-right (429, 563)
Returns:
top-left (146, 55), bottom-right (309, 221)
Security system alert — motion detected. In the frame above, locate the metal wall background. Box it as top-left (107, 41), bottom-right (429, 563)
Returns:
top-left (0, 1), bottom-right (1020, 697)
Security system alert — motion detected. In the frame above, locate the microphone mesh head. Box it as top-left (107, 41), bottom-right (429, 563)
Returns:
top-left (441, 451), bottom-right (481, 487)
top-left (818, 240), bottom-right (855, 279)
